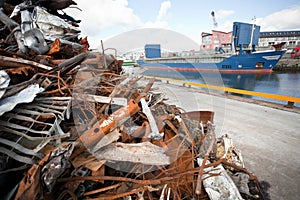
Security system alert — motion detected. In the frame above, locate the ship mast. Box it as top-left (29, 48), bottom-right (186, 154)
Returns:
top-left (249, 16), bottom-right (256, 51)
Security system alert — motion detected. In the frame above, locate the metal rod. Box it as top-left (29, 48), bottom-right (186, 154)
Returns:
top-left (101, 40), bottom-right (107, 69)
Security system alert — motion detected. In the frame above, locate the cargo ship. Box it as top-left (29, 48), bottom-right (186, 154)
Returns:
top-left (136, 22), bottom-right (286, 74)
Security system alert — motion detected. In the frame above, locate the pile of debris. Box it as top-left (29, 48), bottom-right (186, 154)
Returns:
top-left (0, 1), bottom-right (266, 199)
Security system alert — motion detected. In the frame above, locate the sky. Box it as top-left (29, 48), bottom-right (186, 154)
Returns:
top-left (65, 0), bottom-right (300, 51)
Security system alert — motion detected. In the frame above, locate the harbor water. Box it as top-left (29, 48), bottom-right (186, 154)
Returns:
top-left (125, 66), bottom-right (300, 107)
top-left (190, 72), bottom-right (300, 107)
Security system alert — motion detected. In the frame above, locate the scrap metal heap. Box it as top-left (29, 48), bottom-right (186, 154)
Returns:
top-left (0, 1), bottom-right (267, 200)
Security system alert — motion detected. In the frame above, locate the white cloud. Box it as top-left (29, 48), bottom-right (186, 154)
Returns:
top-left (216, 21), bottom-right (233, 32)
top-left (142, 0), bottom-right (171, 29)
top-left (214, 6), bottom-right (300, 33)
top-left (65, 0), bottom-right (142, 37)
top-left (64, 0), bottom-right (172, 47)
top-left (216, 10), bottom-right (235, 20)
top-left (256, 5), bottom-right (300, 31)
top-left (157, 0), bottom-right (171, 21)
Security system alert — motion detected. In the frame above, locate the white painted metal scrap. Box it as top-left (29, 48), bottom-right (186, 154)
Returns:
top-left (140, 98), bottom-right (164, 140)
top-left (0, 70), bottom-right (10, 99)
top-left (94, 141), bottom-right (170, 165)
top-left (198, 158), bottom-right (244, 200)
top-left (0, 84), bottom-right (44, 116)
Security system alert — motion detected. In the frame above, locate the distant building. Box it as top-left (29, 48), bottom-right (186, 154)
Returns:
top-left (258, 31), bottom-right (300, 49)
top-left (201, 29), bottom-right (300, 51)
top-left (201, 30), bottom-right (232, 51)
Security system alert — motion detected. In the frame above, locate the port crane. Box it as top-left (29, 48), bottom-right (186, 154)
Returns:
top-left (211, 11), bottom-right (218, 28)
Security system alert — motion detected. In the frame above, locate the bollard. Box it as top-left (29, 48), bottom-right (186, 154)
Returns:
top-left (285, 101), bottom-right (294, 108)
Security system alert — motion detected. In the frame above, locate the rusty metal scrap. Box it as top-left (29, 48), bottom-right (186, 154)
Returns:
top-left (0, 1), bottom-right (265, 200)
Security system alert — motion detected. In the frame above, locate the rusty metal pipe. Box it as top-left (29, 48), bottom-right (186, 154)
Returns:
top-left (78, 78), bottom-right (156, 148)
top-left (78, 99), bottom-right (140, 148)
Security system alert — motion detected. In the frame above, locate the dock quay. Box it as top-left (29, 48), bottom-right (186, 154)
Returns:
top-left (146, 79), bottom-right (300, 200)
top-left (274, 58), bottom-right (300, 72)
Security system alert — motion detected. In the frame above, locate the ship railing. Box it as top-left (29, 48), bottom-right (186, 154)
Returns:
top-left (144, 76), bottom-right (300, 109)
top-left (145, 55), bottom-right (229, 64)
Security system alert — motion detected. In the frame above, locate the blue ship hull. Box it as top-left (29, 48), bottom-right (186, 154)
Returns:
top-left (137, 50), bottom-right (285, 74)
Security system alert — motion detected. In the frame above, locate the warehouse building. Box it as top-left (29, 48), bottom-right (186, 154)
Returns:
top-left (201, 30), bottom-right (300, 50)
top-left (258, 30), bottom-right (300, 49)
top-left (201, 30), bottom-right (232, 51)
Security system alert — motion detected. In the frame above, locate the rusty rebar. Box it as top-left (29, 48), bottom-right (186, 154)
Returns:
top-left (84, 183), bottom-right (121, 196)
top-left (90, 186), bottom-right (149, 200)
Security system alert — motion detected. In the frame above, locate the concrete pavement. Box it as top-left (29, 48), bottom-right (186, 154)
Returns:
top-left (151, 81), bottom-right (300, 200)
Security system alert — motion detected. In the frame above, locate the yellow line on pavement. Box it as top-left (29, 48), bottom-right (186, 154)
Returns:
top-left (145, 76), bottom-right (300, 103)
